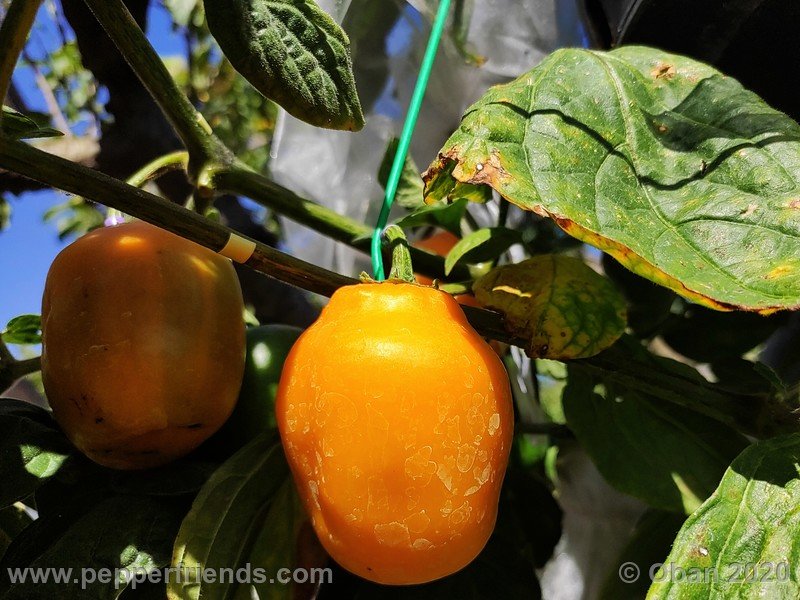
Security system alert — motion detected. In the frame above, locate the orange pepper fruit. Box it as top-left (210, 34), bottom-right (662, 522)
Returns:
top-left (276, 282), bottom-right (514, 585)
top-left (41, 221), bottom-right (245, 469)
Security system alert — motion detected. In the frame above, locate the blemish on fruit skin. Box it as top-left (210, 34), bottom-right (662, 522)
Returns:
top-left (448, 501), bottom-right (472, 526)
top-left (374, 522), bottom-right (411, 547)
top-left (456, 444), bottom-right (477, 473)
top-left (405, 510), bottom-right (431, 534)
top-left (405, 487), bottom-right (420, 510)
top-left (405, 446), bottom-right (437, 484)
top-left (487, 413), bottom-right (501, 436)
top-left (436, 457), bottom-right (456, 492)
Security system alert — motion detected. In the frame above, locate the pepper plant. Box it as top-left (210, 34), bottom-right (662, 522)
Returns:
top-left (1, 1), bottom-right (800, 599)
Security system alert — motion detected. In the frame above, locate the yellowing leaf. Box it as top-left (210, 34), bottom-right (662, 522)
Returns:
top-left (424, 46), bottom-right (800, 313)
top-left (473, 255), bottom-right (626, 359)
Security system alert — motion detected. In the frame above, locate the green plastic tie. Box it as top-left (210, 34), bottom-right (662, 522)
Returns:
top-left (371, 0), bottom-right (452, 280)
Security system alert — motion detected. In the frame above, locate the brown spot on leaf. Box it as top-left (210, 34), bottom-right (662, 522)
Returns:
top-left (740, 204), bottom-right (758, 217)
top-left (788, 199), bottom-right (800, 209)
top-left (651, 63), bottom-right (676, 79)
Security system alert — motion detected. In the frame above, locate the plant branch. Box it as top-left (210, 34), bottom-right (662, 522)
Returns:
top-left (126, 150), bottom-right (189, 188)
top-left (0, 339), bottom-right (13, 364)
top-left (81, 0), bottom-right (230, 168)
top-left (0, 137), bottom-right (795, 438)
top-left (0, 0), bottom-right (43, 107)
top-left (10, 357), bottom-right (41, 380)
top-left (210, 163), bottom-right (466, 282)
top-left (0, 136), bottom-right (354, 296)
top-left (63, 0), bottom-right (461, 283)
top-left (0, 351), bottom-right (41, 392)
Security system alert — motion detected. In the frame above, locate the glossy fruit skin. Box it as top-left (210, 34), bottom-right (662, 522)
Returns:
top-left (216, 324), bottom-right (303, 450)
top-left (276, 282), bottom-right (514, 585)
top-left (41, 221), bottom-right (245, 470)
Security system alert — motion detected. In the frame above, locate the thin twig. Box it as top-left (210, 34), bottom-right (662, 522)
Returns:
top-left (21, 48), bottom-right (70, 132)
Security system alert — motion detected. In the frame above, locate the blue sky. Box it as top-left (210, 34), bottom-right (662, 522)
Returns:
top-left (0, 3), bottom-right (183, 332)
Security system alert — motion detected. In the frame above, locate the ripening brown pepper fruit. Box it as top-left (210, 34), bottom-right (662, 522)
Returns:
top-left (41, 221), bottom-right (245, 469)
top-left (276, 281), bottom-right (514, 585)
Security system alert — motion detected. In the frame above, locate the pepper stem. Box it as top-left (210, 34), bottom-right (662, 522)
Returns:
top-left (385, 225), bottom-right (415, 283)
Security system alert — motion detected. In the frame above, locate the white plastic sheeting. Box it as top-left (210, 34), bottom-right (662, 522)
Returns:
top-left (270, 0), bottom-right (586, 275)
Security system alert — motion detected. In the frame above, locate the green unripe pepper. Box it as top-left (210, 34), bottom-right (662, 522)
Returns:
top-left (216, 324), bottom-right (303, 451)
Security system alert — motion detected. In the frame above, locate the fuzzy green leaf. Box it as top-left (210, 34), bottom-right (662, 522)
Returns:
top-left (1, 495), bottom-right (183, 599)
top-left (204, 0), bottom-right (364, 130)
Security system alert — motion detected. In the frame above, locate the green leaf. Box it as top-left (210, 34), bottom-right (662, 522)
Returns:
top-left (204, 0), bottom-right (364, 131)
top-left (661, 303), bottom-right (788, 363)
top-left (169, 434), bottom-right (289, 600)
top-left (42, 197), bottom-right (105, 241)
top-left (0, 400), bottom-right (73, 509)
top-left (473, 255), bottom-right (627, 359)
top-left (164, 0), bottom-right (200, 27)
top-left (444, 227), bottom-right (521, 275)
top-left (1, 107), bottom-right (63, 140)
top-left (2, 315), bottom-right (42, 345)
top-left (394, 198), bottom-right (469, 236)
top-left (108, 460), bottom-right (218, 497)
top-left (379, 138), bottom-right (425, 210)
top-left (602, 253), bottom-right (676, 338)
top-left (422, 159), bottom-right (493, 205)
top-left (1, 495), bottom-right (184, 599)
top-left (0, 504), bottom-right (33, 558)
top-left (503, 468), bottom-right (562, 569)
top-left (424, 46), bottom-right (800, 313)
top-left (600, 510), bottom-right (687, 600)
top-left (249, 479), bottom-right (319, 600)
top-left (647, 434), bottom-right (800, 599)
top-left (536, 360), bottom-right (568, 424)
top-left (562, 370), bottom-right (749, 514)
